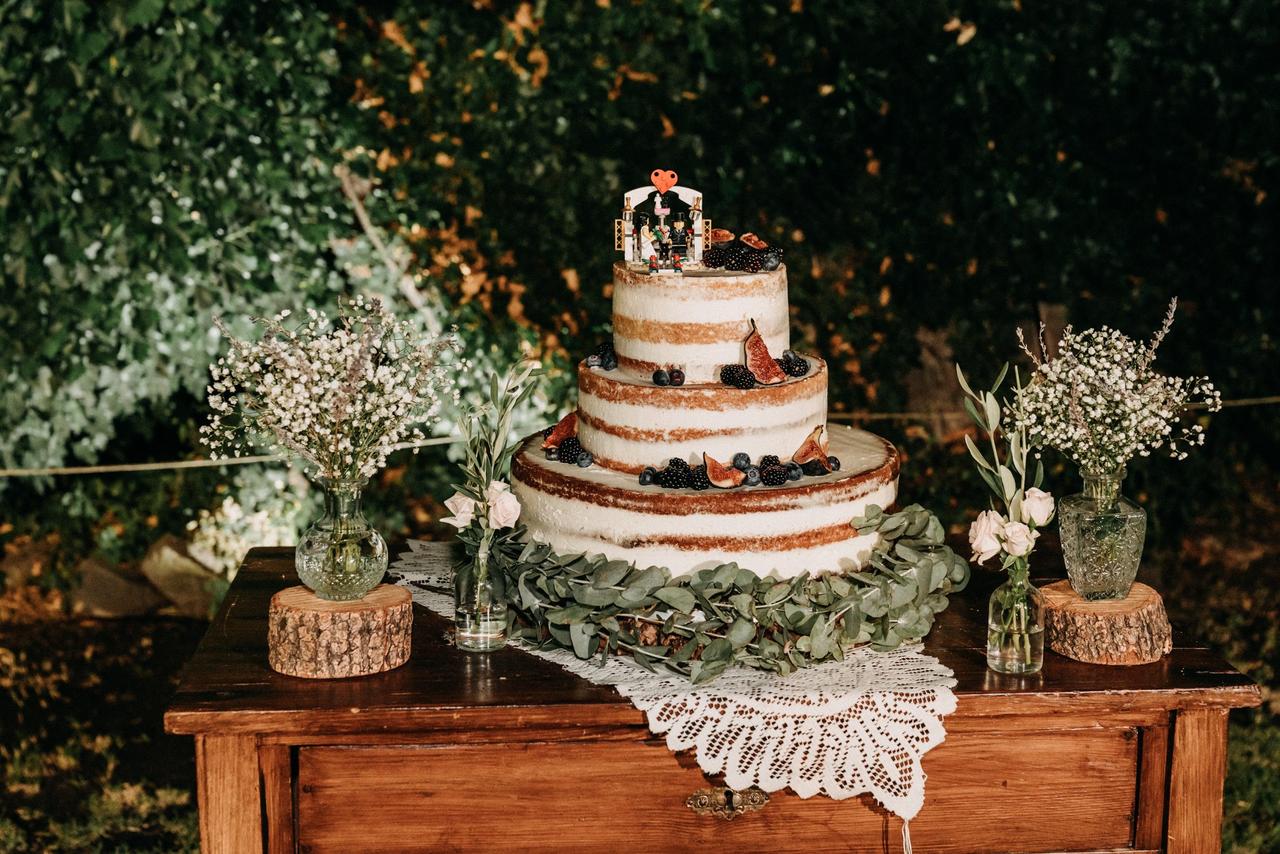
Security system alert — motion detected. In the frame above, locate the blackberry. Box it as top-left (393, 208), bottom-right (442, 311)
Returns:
top-left (760, 454), bottom-right (781, 469)
top-left (666, 457), bottom-right (691, 473)
top-left (703, 246), bottom-right (729, 268)
top-left (576, 450), bottom-right (594, 468)
top-left (827, 455), bottom-right (842, 472)
top-left (658, 464), bottom-right (691, 489)
top-left (760, 465), bottom-right (789, 486)
top-left (744, 466), bottom-right (762, 486)
top-left (599, 352), bottom-right (618, 371)
top-left (594, 341), bottom-right (615, 357)
top-left (542, 425), bottom-right (555, 438)
top-left (557, 437), bottom-right (583, 463)
top-left (720, 364), bottom-right (756, 389)
top-left (731, 452), bottom-right (752, 471)
top-left (780, 354), bottom-right (809, 378)
top-left (668, 369), bottom-right (685, 386)
top-left (722, 246), bottom-right (751, 272)
top-left (739, 252), bottom-right (765, 274)
top-left (689, 465), bottom-right (712, 491)
top-left (652, 369), bottom-right (670, 387)
top-left (785, 461), bottom-right (803, 481)
top-left (639, 466), bottom-right (658, 486)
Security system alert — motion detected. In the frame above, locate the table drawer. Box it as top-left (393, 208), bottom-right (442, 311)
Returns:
top-left (296, 729), bottom-right (1139, 853)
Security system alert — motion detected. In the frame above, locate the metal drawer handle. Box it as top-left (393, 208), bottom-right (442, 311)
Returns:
top-left (685, 786), bottom-right (770, 820)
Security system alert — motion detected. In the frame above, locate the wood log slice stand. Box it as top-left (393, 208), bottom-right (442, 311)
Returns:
top-left (267, 584), bottom-right (412, 679)
top-left (1042, 580), bottom-right (1173, 666)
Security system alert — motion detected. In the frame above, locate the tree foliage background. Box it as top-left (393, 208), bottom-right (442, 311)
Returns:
top-left (1, 0), bottom-right (1279, 849)
top-left (3, 0), bottom-right (1276, 577)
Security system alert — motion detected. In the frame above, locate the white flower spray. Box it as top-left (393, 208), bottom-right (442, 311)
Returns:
top-left (1015, 298), bottom-right (1221, 474)
top-left (201, 297), bottom-right (461, 480)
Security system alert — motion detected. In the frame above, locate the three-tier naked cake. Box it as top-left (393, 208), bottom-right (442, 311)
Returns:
top-left (511, 172), bottom-right (898, 579)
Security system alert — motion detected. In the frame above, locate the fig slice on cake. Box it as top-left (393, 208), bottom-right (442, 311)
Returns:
top-left (704, 452), bottom-right (747, 488)
top-left (707, 227), bottom-right (736, 245)
top-left (790, 425), bottom-right (832, 471)
top-left (743, 319), bottom-right (787, 385)
top-left (542, 411), bottom-right (578, 449)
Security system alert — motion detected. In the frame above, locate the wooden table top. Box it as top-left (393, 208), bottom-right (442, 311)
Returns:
top-left (164, 542), bottom-right (1259, 737)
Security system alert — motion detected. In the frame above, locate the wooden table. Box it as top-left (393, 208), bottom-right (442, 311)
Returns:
top-left (165, 544), bottom-right (1259, 854)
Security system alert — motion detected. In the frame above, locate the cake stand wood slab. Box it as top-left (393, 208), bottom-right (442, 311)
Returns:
top-left (1042, 580), bottom-right (1173, 665)
top-left (267, 584), bottom-right (412, 679)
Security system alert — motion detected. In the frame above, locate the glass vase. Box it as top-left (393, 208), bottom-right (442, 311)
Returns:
top-left (987, 576), bottom-right (1044, 675)
top-left (295, 476), bottom-right (388, 601)
top-left (454, 544), bottom-right (507, 653)
top-left (1058, 467), bottom-right (1147, 600)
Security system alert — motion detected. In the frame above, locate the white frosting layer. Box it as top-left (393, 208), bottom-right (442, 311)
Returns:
top-left (577, 357), bottom-right (827, 472)
top-left (512, 425), bottom-right (898, 580)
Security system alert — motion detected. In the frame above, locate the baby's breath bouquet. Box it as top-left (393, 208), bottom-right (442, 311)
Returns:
top-left (203, 297), bottom-right (459, 600)
top-left (1014, 299), bottom-right (1221, 600)
top-left (1015, 298), bottom-right (1221, 475)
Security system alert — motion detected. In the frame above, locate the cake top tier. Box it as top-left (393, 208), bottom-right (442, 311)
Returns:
top-left (610, 261), bottom-right (790, 384)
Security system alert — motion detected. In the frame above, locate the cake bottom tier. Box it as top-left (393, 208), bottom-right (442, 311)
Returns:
top-left (510, 425), bottom-right (898, 580)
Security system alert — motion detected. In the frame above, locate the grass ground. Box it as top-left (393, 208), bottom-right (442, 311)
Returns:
top-left (0, 541), bottom-right (1275, 853)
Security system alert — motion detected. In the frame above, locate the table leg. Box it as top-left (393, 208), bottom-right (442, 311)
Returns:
top-left (1167, 708), bottom-right (1229, 854)
top-left (196, 734), bottom-right (263, 854)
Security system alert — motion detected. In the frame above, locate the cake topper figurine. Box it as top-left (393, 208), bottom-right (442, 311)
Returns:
top-left (616, 169), bottom-right (708, 273)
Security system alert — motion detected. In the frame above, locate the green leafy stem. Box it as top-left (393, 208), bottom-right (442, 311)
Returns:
top-left (460, 503), bottom-right (970, 685)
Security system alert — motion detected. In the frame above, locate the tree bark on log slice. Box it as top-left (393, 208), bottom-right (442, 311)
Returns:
top-left (268, 585), bottom-right (412, 679)
top-left (1042, 580), bottom-right (1172, 666)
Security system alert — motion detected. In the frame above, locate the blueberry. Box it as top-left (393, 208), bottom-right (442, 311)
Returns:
top-left (668, 369), bottom-right (685, 386)
top-left (586, 354), bottom-right (602, 368)
top-left (786, 461), bottom-right (803, 481)
top-left (577, 451), bottom-right (594, 468)
top-left (782, 349), bottom-right (798, 362)
top-left (639, 466), bottom-right (657, 486)
top-left (827, 455), bottom-right (842, 471)
top-left (545, 447), bottom-right (559, 461)
top-left (600, 353), bottom-right (618, 371)
top-left (732, 452), bottom-right (752, 471)
top-left (801, 459), bottom-right (827, 476)
top-left (652, 369), bottom-right (670, 386)
top-left (744, 466), bottom-right (762, 486)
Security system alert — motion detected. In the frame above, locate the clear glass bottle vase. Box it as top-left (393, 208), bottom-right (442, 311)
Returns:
top-left (1058, 467), bottom-right (1147, 600)
top-left (295, 476), bottom-right (388, 601)
top-left (454, 542), bottom-right (508, 653)
top-left (987, 574), bottom-right (1044, 675)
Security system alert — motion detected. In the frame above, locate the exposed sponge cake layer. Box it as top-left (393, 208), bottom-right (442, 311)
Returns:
top-left (511, 425), bottom-right (898, 580)
top-left (611, 261), bottom-right (789, 383)
top-left (577, 356), bottom-right (828, 473)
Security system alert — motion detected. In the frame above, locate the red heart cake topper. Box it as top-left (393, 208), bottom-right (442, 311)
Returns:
top-left (650, 168), bottom-right (678, 194)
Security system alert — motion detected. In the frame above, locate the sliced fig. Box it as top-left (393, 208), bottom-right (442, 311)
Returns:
top-left (541, 411), bottom-right (578, 449)
top-left (740, 232), bottom-right (769, 250)
top-left (743, 319), bottom-right (787, 385)
top-left (790, 425), bottom-right (832, 470)
top-left (704, 452), bottom-right (747, 488)
top-left (708, 227), bottom-right (736, 245)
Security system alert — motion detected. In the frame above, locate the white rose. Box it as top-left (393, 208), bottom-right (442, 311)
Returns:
top-left (1001, 520), bottom-right (1039, 557)
top-left (1021, 487), bottom-right (1055, 527)
top-left (487, 488), bottom-right (522, 530)
top-left (440, 492), bottom-right (478, 529)
top-left (968, 510), bottom-right (1005, 564)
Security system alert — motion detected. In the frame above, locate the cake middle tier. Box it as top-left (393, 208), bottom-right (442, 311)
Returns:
top-left (578, 356), bottom-right (828, 473)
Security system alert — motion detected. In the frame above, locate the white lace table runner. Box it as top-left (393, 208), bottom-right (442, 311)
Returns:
top-left (392, 541), bottom-right (956, 824)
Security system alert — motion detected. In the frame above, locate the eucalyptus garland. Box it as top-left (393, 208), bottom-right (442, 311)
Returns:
top-left (468, 504), bottom-right (969, 684)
